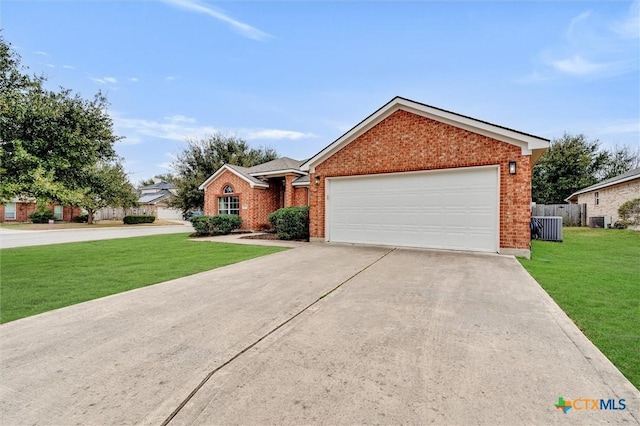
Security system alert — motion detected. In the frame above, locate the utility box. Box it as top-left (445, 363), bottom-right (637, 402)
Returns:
top-left (531, 216), bottom-right (563, 242)
top-left (590, 216), bottom-right (612, 229)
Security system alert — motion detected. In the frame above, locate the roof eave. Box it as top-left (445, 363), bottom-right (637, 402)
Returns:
top-left (565, 174), bottom-right (640, 201)
top-left (198, 165), bottom-right (269, 190)
top-left (249, 169), bottom-right (306, 178)
top-left (301, 96), bottom-right (550, 172)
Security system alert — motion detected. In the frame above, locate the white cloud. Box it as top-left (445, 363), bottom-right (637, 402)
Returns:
top-left (129, 77), bottom-right (139, 83)
top-left (165, 115), bottom-right (196, 124)
top-left (159, 0), bottom-right (272, 41)
top-left (116, 136), bottom-right (143, 146)
top-left (595, 119), bottom-right (640, 136)
top-left (46, 64), bottom-right (55, 68)
top-left (34, 51), bottom-right (49, 56)
top-left (165, 76), bottom-right (177, 81)
top-left (91, 76), bottom-right (118, 85)
top-left (612, 0), bottom-right (639, 39)
top-left (63, 65), bottom-right (75, 70)
top-left (551, 55), bottom-right (608, 76)
top-left (243, 129), bottom-right (316, 140)
top-left (112, 112), bottom-right (314, 144)
top-left (521, 6), bottom-right (639, 82)
top-left (567, 11), bottom-right (591, 40)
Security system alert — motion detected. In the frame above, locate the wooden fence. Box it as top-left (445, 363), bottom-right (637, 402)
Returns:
top-left (532, 203), bottom-right (586, 227)
top-left (93, 206), bottom-right (155, 221)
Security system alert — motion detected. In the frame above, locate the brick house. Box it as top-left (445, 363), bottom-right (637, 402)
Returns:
top-left (566, 167), bottom-right (640, 226)
top-left (200, 97), bottom-right (549, 257)
top-left (0, 200), bottom-right (81, 223)
top-left (199, 158), bottom-right (310, 230)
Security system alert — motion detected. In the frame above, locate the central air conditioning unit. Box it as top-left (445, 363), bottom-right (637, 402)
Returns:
top-left (531, 216), bottom-right (563, 242)
top-left (589, 216), bottom-right (612, 228)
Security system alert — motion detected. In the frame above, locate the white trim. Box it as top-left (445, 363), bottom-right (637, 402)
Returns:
top-left (301, 97), bottom-right (549, 172)
top-left (249, 169), bottom-right (306, 178)
top-left (292, 181), bottom-right (310, 187)
top-left (565, 174), bottom-right (640, 201)
top-left (198, 165), bottom-right (269, 190)
top-left (4, 202), bottom-right (16, 220)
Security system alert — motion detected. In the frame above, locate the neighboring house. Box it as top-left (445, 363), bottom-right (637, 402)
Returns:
top-left (137, 181), bottom-right (183, 220)
top-left (200, 96), bottom-right (549, 257)
top-left (0, 199), bottom-right (80, 223)
top-left (566, 167), bottom-right (640, 226)
top-left (199, 158), bottom-right (310, 230)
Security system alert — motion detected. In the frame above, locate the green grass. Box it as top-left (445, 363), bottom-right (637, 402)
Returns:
top-left (519, 228), bottom-right (640, 389)
top-left (0, 234), bottom-right (286, 323)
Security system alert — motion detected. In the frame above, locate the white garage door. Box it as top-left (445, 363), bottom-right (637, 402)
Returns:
top-left (327, 166), bottom-right (499, 252)
top-left (157, 207), bottom-right (183, 221)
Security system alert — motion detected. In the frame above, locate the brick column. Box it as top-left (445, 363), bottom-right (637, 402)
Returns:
top-left (284, 174), bottom-right (296, 207)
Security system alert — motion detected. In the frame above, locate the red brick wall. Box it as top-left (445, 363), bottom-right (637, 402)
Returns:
top-left (293, 187), bottom-right (309, 206)
top-left (203, 170), bottom-right (283, 230)
top-left (309, 110), bottom-right (532, 250)
top-left (0, 202), bottom-right (80, 223)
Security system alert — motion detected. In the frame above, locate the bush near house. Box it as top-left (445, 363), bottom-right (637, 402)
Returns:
top-left (123, 215), bottom-right (156, 224)
top-left (618, 198), bottom-right (640, 228)
top-left (72, 214), bottom-right (89, 223)
top-left (189, 214), bottom-right (242, 236)
top-left (29, 210), bottom-right (55, 223)
top-left (268, 206), bottom-right (309, 241)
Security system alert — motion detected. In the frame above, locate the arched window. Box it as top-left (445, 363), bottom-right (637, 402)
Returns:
top-left (219, 185), bottom-right (239, 215)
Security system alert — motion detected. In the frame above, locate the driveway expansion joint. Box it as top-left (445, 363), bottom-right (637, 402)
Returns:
top-left (161, 247), bottom-right (396, 425)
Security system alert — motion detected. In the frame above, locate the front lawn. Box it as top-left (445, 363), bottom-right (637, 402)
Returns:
top-left (519, 228), bottom-right (640, 389)
top-left (0, 234), bottom-right (286, 323)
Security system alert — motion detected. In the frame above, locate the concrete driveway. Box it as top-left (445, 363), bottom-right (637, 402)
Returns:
top-left (1, 245), bottom-right (637, 425)
top-left (0, 222), bottom-right (193, 249)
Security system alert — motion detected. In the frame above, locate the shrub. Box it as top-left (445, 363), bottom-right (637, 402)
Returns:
top-left (268, 206), bottom-right (309, 241)
top-left (72, 214), bottom-right (89, 223)
top-left (618, 198), bottom-right (640, 227)
top-left (211, 214), bottom-right (242, 234)
top-left (123, 215), bottom-right (156, 224)
top-left (190, 215), bottom-right (212, 236)
top-left (190, 214), bottom-right (242, 236)
top-left (29, 210), bottom-right (55, 223)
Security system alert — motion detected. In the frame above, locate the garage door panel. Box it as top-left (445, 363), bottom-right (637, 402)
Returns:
top-left (327, 167), bottom-right (498, 252)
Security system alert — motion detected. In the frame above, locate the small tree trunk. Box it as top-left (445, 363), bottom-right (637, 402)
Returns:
top-left (87, 209), bottom-right (95, 225)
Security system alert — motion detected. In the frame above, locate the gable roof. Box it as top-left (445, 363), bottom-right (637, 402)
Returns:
top-left (300, 96), bottom-right (550, 172)
top-left (566, 167), bottom-right (640, 202)
top-left (141, 181), bottom-right (175, 191)
top-left (198, 157), bottom-right (307, 190)
top-left (138, 189), bottom-right (174, 204)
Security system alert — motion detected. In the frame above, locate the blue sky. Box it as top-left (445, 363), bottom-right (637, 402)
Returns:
top-left (2, 0), bottom-right (639, 183)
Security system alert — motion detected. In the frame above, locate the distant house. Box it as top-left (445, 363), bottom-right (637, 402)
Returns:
top-left (0, 199), bottom-right (80, 223)
top-left (566, 167), bottom-right (640, 226)
top-left (137, 181), bottom-right (183, 220)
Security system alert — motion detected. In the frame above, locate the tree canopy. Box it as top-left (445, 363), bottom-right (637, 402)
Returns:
top-left (170, 133), bottom-right (278, 213)
top-left (532, 133), bottom-right (638, 204)
top-left (0, 35), bottom-right (136, 217)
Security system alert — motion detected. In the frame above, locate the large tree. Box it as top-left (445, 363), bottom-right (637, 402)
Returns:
top-left (1, 35), bottom-right (130, 215)
top-left (171, 133), bottom-right (278, 213)
top-left (77, 161), bottom-right (138, 224)
top-left (532, 133), bottom-right (637, 204)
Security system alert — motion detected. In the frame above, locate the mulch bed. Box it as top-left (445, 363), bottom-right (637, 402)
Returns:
top-left (240, 233), bottom-right (280, 240)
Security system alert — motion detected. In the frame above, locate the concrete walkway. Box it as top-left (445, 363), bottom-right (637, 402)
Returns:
top-left (0, 245), bottom-right (637, 425)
